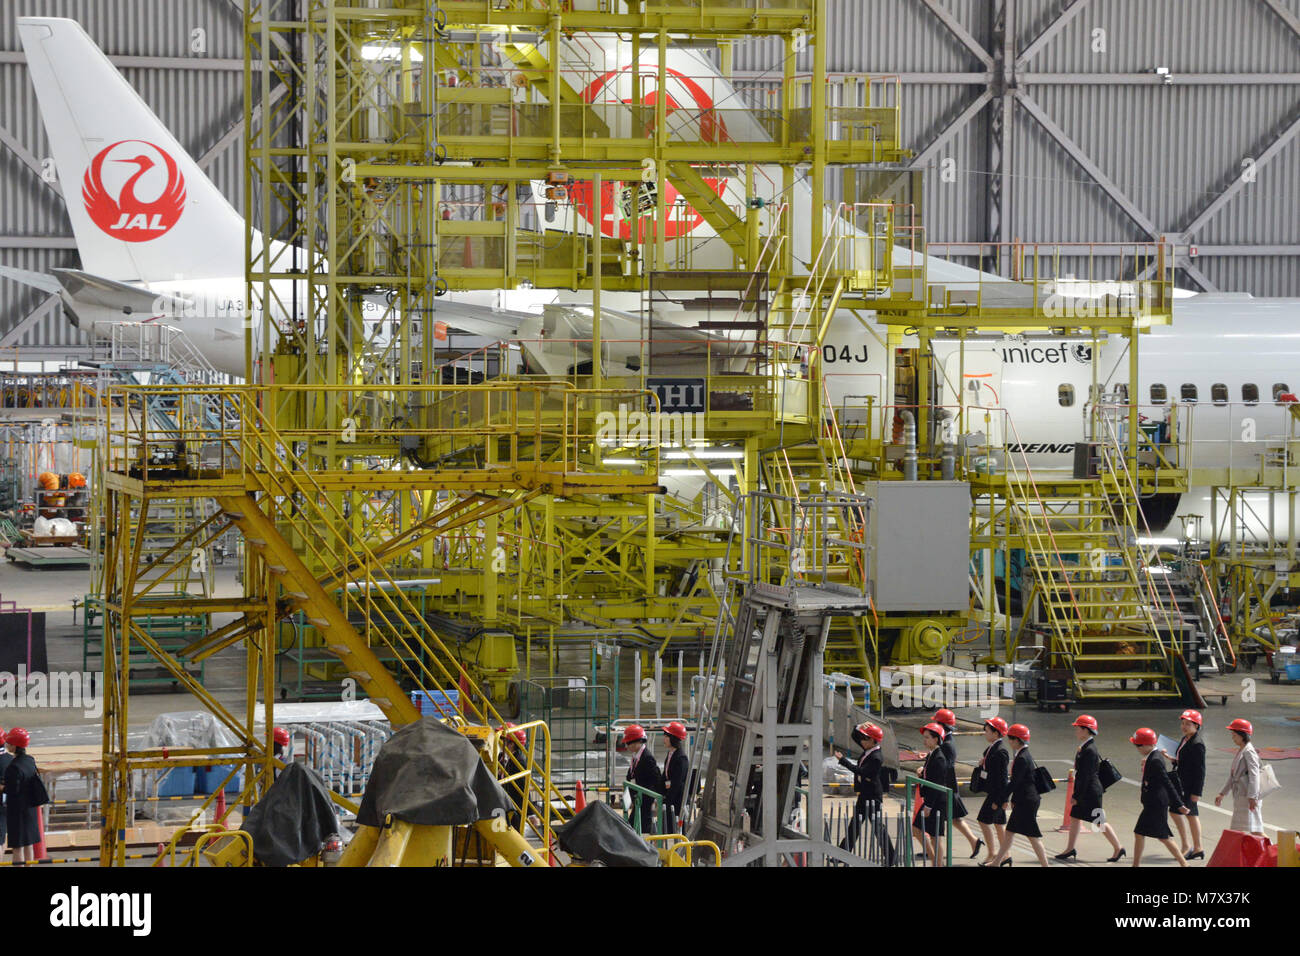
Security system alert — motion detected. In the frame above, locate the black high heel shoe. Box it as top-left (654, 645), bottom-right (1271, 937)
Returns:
top-left (1186, 850), bottom-right (1205, 860)
top-left (1107, 848), bottom-right (1127, 863)
top-left (1055, 848), bottom-right (1077, 860)
top-left (970, 839), bottom-right (984, 859)
top-left (1000, 858), bottom-right (1012, 867)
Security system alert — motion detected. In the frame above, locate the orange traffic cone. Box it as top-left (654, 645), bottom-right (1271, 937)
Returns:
top-left (1057, 770), bottom-right (1075, 831)
top-left (575, 780), bottom-right (587, 811)
top-left (33, 805), bottom-right (48, 861)
top-left (214, 787), bottom-right (228, 830)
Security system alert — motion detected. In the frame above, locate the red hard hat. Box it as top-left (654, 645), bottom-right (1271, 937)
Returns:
top-left (622, 724), bottom-right (647, 745)
top-left (1179, 709), bottom-right (1202, 726)
top-left (1072, 714), bottom-right (1099, 732)
top-left (921, 722), bottom-right (946, 740)
top-left (855, 721), bottom-right (884, 742)
top-left (1130, 727), bottom-right (1158, 747)
top-left (663, 721), bottom-right (687, 741)
top-left (272, 726), bottom-right (290, 746)
top-left (1007, 724), bottom-right (1030, 742)
top-left (498, 722), bottom-right (526, 747)
top-left (1226, 718), bottom-right (1253, 736)
top-left (984, 717), bottom-right (1008, 735)
top-left (5, 727), bottom-right (29, 748)
top-left (932, 708), bottom-right (956, 727)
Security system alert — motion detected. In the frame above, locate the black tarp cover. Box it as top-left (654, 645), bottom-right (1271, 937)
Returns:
top-left (242, 763), bottom-right (339, 866)
top-left (356, 717), bottom-right (512, 828)
top-left (554, 801), bottom-right (659, 867)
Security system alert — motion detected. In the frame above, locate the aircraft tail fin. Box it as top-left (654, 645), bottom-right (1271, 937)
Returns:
top-left (17, 17), bottom-right (245, 283)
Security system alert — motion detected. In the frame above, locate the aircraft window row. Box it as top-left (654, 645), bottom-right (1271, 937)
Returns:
top-left (1147, 382), bottom-right (1289, 406)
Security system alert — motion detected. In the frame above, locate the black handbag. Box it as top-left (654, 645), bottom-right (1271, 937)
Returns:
top-left (1098, 758), bottom-right (1123, 790)
top-left (970, 765), bottom-right (985, 794)
top-left (27, 772), bottom-right (50, 807)
top-left (1033, 765), bottom-right (1057, 794)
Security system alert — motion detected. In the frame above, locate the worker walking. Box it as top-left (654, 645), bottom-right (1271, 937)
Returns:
top-left (1056, 714), bottom-right (1125, 862)
top-left (973, 717), bottom-right (1009, 866)
top-left (3, 728), bottom-right (46, 866)
top-left (834, 720), bottom-right (891, 858)
top-left (1215, 718), bottom-right (1264, 836)
top-left (1169, 709), bottom-right (1206, 859)
top-left (987, 724), bottom-right (1049, 867)
top-left (1130, 727), bottom-right (1189, 867)
top-left (623, 724), bottom-right (661, 834)
top-left (660, 721), bottom-right (689, 832)
top-left (932, 709), bottom-right (984, 858)
top-left (913, 722), bottom-right (950, 866)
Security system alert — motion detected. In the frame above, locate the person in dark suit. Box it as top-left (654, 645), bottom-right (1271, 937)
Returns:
top-left (622, 724), bottom-right (662, 834)
top-left (2, 728), bottom-right (42, 865)
top-left (974, 717), bottom-right (1009, 865)
top-left (932, 709), bottom-right (983, 859)
top-left (1169, 709), bottom-right (1206, 859)
top-left (1056, 714), bottom-right (1125, 861)
top-left (834, 720), bottom-right (890, 857)
top-left (659, 721), bottom-right (689, 832)
top-left (912, 722), bottom-right (950, 866)
top-left (1130, 727), bottom-right (1189, 867)
top-left (987, 724), bottom-right (1049, 867)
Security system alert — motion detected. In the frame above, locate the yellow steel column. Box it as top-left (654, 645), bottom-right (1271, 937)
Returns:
top-left (655, 30), bottom-right (668, 272)
top-left (550, 9), bottom-right (562, 166)
top-left (485, 435), bottom-right (499, 622)
top-left (1128, 320), bottom-right (1140, 477)
top-left (810, 0), bottom-right (827, 260)
top-left (593, 173), bottom-right (603, 391)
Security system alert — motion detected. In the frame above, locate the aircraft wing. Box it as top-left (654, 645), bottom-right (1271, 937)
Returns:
top-left (51, 268), bottom-right (192, 317)
top-left (434, 300), bottom-right (540, 338)
top-left (0, 264), bottom-right (63, 294)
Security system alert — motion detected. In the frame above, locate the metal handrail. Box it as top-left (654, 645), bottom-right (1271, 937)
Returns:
top-left (902, 773), bottom-right (953, 868)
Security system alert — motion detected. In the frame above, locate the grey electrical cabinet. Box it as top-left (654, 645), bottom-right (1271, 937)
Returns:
top-left (861, 481), bottom-right (970, 611)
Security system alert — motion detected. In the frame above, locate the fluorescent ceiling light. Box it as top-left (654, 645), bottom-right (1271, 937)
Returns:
top-left (663, 450), bottom-right (744, 460)
top-left (664, 469), bottom-right (737, 478)
top-left (1142, 566), bottom-right (1171, 575)
top-left (601, 458), bottom-right (640, 466)
top-left (361, 43), bottom-right (424, 62)
top-left (1137, 537), bottom-right (1180, 546)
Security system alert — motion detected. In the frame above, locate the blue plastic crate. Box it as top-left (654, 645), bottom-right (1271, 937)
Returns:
top-left (1285, 660), bottom-right (1300, 681)
top-left (195, 764), bottom-right (242, 794)
top-left (157, 767), bottom-right (196, 797)
top-left (411, 689), bottom-right (460, 716)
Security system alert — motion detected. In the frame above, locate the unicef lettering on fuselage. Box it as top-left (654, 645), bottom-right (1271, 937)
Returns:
top-left (1000, 344), bottom-right (1093, 365)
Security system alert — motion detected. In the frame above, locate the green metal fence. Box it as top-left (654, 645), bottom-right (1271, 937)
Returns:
top-left (520, 676), bottom-right (614, 792)
top-left (903, 773), bottom-right (954, 867)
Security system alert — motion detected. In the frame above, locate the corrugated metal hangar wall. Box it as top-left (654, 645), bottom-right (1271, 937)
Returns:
top-left (1, 0), bottom-right (1298, 352)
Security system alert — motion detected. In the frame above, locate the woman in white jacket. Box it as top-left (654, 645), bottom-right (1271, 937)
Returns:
top-left (1214, 718), bottom-right (1263, 835)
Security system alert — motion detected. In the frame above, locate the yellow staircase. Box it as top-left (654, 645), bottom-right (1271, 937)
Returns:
top-left (757, 385), bottom-right (877, 681)
top-left (1005, 433), bottom-right (1183, 701)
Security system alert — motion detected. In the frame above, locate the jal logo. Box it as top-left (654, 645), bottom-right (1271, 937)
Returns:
top-left (568, 66), bottom-right (728, 241)
top-left (82, 140), bottom-right (186, 241)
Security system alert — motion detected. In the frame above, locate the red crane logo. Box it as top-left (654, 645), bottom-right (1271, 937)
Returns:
top-left (569, 66), bottom-right (729, 241)
top-left (82, 140), bottom-right (186, 242)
